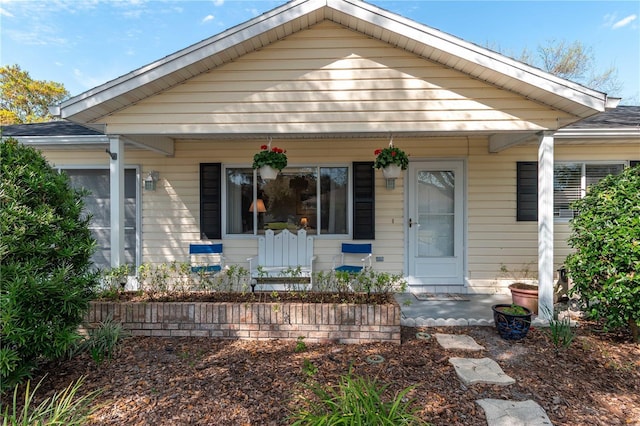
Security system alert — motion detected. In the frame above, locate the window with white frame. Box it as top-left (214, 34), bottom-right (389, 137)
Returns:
top-left (63, 168), bottom-right (139, 270)
top-left (554, 162), bottom-right (625, 219)
top-left (225, 166), bottom-right (349, 235)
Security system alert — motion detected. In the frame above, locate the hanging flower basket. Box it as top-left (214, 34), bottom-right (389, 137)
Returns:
top-left (252, 143), bottom-right (287, 180)
top-left (374, 142), bottom-right (409, 174)
top-left (258, 165), bottom-right (279, 180)
top-left (382, 164), bottom-right (402, 179)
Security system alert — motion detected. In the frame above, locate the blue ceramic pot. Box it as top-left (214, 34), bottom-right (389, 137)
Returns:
top-left (492, 304), bottom-right (532, 340)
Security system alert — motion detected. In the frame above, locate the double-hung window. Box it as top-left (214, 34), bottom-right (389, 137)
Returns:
top-left (554, 162), bottom-right (625, 219)
top-left (517, 161), bottom-right (628, 221)
top-left (225, 166), bottom-right (349, 235)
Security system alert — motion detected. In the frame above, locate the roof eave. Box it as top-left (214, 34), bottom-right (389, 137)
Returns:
top-left (57, 0), bottom-right (609, 124)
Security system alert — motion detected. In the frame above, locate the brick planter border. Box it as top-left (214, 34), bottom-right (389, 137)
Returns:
top-left (87, 300), bottom-right (401, 344)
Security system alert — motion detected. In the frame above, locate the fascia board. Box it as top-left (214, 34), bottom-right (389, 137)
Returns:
top-left (8, 135), bottom-right (110, 146)
top-left (330, 0), bottom-right (606, 113)
top-left (554, 128), bottom-right (640, 139)
top-left (59, 0), bottom-right (327, 120)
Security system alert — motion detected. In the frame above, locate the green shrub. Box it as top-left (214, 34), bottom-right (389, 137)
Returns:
top-left (0, 138), bottom-right (98, 391)
top-left (289, 372), bottom-right (426, 425)
top-left (565, 165), bottom-right (640, 342)
top-left (2, 376), bottom-right (99, 425)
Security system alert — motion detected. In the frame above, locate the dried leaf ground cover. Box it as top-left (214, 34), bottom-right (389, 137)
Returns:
top-left (3, 324), bottom-right (638, 426)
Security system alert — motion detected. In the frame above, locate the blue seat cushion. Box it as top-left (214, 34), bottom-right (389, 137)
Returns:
top-left (334, 265), bottom-right (363, 274)
top-left (191, 264), bottom-right (222, 273)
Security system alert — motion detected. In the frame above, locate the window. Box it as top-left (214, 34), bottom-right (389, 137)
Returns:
top-left (63, 168), bottom-right (139, 270)
top-left (516, 161), bottom-right (627, 221)
top-left (554, 163), bottom-right (624, 219)
top-left (225, 166), bottom-right (348, 235)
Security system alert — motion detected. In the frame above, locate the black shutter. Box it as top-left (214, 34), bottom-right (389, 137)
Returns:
top-left (352, 162), bottom-right (375, 239)
top-left (200, 163), bottom-right (222, 239)
top-left (631, 161), bottom-right (639, 168)
top-left (517, 162), bottom-right (538, 222)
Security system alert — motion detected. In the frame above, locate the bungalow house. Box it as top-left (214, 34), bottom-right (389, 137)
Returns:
top-left (3, 0), bottom-right (638, 317)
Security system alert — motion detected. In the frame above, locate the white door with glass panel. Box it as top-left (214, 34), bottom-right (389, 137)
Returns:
top-left (407, 161), bottom-right (464, 286)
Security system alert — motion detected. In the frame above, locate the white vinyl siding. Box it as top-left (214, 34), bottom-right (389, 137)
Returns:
top-left (40, 138), bottom-right (637, 293)
top-left (99, 22), bottom-right (572, 135)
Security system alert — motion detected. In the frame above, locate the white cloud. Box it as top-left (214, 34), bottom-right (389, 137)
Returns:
top-left (213, 0), bottom-right (224, 6)
top-left (0, 7), bottom-right (14, 17)
top-left (73, 68), bottom-right (104, 89)
top-left (202, 14), bottom-right (214, 23)
top-left (612, 14), bottom-right (637, 29)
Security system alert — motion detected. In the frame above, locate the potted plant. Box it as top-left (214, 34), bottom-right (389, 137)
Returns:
top-left (499, 263), bottom-right (538, 314)
top-left (492, 304), bottom-right (532, 340)
top-left (252, 144), bottom-right (287, 179)
top-left (374, 143), bottom-right (409, 178)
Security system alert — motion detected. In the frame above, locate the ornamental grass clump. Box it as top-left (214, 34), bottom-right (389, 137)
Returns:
top-left (2, 376), bottom-right (99, 426)
top-left (373, 143), bottom-right (409, 170)
top-left (252, 144), bottom-right (288, 171)
top-left (289, 372), bottom-right (426, 425)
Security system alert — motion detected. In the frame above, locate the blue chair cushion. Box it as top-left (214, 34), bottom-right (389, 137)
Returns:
top-left (334, 265), bottom-right (363, 274)
top-left (191, 264), bottom-right (222, 273)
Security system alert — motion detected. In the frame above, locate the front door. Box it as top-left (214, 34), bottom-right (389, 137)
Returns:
top-left (407, 161), bottom-right (464, 287)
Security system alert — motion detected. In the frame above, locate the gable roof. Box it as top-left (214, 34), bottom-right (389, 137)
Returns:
top-left (55, 0), bottom-right (615, 126)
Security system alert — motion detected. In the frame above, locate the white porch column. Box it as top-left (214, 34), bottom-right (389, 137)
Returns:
top-left (109, 136), bottom-right (125, 267)
top-left (538, 131), bottom-right (554, 319)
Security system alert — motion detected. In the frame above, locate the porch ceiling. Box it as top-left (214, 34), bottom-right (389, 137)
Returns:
top-left (55, 0), bottom-right (611, 134)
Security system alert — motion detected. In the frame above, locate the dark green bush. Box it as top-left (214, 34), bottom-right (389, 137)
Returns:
top-left (565, 165), bottom-right (640, 342)
top-left (0, 137), bottom-right (98, 391)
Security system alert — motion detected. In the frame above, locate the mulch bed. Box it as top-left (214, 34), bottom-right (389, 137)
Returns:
top-left (3, 324), bottom-right (639, 425)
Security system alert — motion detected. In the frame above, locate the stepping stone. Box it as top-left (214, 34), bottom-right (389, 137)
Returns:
top-left (434, 333), bottom-right (485, 351)
top-left (476, 399), bottom-right (552, 426)
top-left (449, 357), bottom-right (515, 386)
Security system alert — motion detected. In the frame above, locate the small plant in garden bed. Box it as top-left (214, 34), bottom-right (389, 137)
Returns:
top-left (2, 376), bottom-right (99, 426)
top-left (93, 266), bottom-right (406, 305)
top-left (289, 371), bottom-right (426, 425)
top-left (73, 315), bottom-right (130, 365)
top-left (541, 307), bottom-right (576, 354)
top-left (294, 336), bottom-right (307, 353)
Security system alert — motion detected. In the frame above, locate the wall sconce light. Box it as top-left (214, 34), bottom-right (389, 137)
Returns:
top-left (144, 171), bottom-right (159, 191)
top-left (386, 178), bottom-right (396, 190)
top-left (300, 217), bottom-right (308, 229)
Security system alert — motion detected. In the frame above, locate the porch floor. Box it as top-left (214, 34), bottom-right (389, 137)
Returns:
top-left (395, 293), bottom-right (548, 327)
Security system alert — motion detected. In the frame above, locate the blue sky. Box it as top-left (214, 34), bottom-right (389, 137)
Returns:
top-left (1, 0), bottom-right (639, 104)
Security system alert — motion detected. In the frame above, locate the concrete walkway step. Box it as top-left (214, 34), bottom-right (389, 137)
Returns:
top-left (434, 333), bottom-right (485, 351)
top-left (476, 399), bottom-right (553, 426)
top-left (448, 357), bottom-right (516, 386)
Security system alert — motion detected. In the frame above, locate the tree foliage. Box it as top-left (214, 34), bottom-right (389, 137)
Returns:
top-left (565, 165), bottom-right (640, 342)
top-left (0, 64), bottom-right (69, 125)
top-left (0, 137), bottom-right (98, 391)
top-left (518, 39), bottom-right (622, 98)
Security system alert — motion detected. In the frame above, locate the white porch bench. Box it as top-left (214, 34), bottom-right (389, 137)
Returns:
top-left (247, 229), bottom-right (315, 292)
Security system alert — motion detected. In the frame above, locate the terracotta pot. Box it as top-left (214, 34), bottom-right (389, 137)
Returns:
top-left (508, 282), bottom-right (539, 314)
top-left (382, 164), bottom-right (402, 179)
top-left (259, 165), bottom-right (279, 180)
